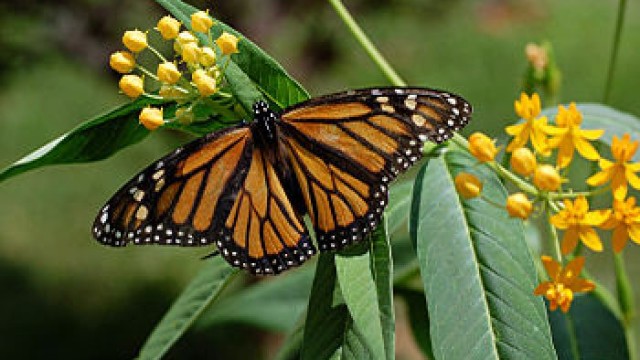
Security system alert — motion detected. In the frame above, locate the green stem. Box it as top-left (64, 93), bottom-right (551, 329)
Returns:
top-left (136, 65), bottom-right (159, 81)
top-left (614, 252), bottom-right (637, 359)
top-left (603, 0), bottom-right (627, 104)
top-left (147, 45), bottom-right (169, 63)
top-left (328, 0), bottom-right (406, 87)
top-left (544, 200), bottom-right (562, 262)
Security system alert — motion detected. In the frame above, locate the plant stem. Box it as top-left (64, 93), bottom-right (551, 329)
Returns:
top-left (328, 0), bottom-right (406, 87)
top-left (603, 0), bottom-right (628, 104)
top-left (614, 252), bottom-right (637, 359)
top-left (544, 201), bottom-right (562, 262)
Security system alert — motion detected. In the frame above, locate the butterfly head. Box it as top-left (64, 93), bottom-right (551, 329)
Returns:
top-left (253, 100), bottom-right (271, 116)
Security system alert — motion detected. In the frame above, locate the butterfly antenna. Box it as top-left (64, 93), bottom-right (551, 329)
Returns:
top-left (201, 250), bottom-right (220, 260)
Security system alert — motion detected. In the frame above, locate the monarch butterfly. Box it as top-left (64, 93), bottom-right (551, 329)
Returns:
top-left (92, 87), bottom-right (471, 275)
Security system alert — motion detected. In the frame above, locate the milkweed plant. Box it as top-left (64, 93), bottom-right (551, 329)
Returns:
top-left (0, 0), bottom-right (637, 359)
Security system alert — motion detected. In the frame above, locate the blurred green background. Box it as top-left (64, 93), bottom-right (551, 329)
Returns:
top-left (1, 0), bottom-right (639, 358)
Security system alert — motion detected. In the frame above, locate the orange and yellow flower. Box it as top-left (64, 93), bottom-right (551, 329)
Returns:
top-left (601, 197), bottom-right (640, 253)
top-left (543, 103), bottom-right (603, 168)
top-left (586, 133), bottom-right (640, 200)
top-left (534, 256), bottom-right (595, 313)
top-left (550, 196), bottom-right (609, 254)
top-left (505, 93), bottom-right (550, 155)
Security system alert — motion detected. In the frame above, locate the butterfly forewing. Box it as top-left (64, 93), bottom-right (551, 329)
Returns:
top-left (278, 87), bottom-right (472, 251)
top-left (92, 125), bottom-right (253, 247)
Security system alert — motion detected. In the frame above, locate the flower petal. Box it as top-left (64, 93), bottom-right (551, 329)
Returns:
top-left (505, 122), bottom-right (526, 136)
top-left (570, 278), bottom-right (595, 293)
top-left (626, 167), bottom-right (640, 190)
top-left (612, 168), bottom-right (629, 200)
top-left (534, 281), bottom-right (554, 296)
top-left (628, 224), bottom-right (640, 245)
top-left (541, 255), bottom-right (561, 281)
top-left (584, 209), bottom-right (611, 226)
top-left (574, 137), bottom-right (600, 160)
top-left (561, 228), bottom-right (580, 254)
top-left (586, 168), bottom-right (612, 186)
top-left (562, 256), bottom-right (585, 282)
top-left (556, 138), bottom-right (575, 168)
top-left (580, 128), bottom-right (605, 140)
top-left (612, 225), bottom-right (628, 253)
top-left (578, 226), bottom-right (603, 252)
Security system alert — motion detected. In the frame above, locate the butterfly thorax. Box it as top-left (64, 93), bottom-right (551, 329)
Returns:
top-left (251, 101), bottom-right (279, 150)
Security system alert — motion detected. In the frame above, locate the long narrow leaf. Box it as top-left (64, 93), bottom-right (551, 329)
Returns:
top-left (0, 96), bottom-right (165, 183)
top-left (137, 257), bottom-right (238, 360)
top-left (301, 254), bottom-right (350, 360)
top-left (369, 219), bottom-right (395, 359)
top-left (411, 150), bottom-right (557, 359)
top-left (335, 241), bottom-right (386, 360)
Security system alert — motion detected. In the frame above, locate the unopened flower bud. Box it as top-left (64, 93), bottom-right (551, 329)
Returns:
top-left (139, 107), bottom-right (164, 130)
top-left (181, 42), bottom-right (201, 64)
top-left (454, 172), bottom-right (482, 199)
top-left (199, 46), bottom-right (217, 67)
top-left (157, 16), bottom-right (181, 40)
top-left (215, 32), bottom-right (240, 55)
top-left (192, 69), bottom-right (217, 96)
top-left (533, 164), bottom-right (561, 191)
top-left (118, 74), bottom-right (144, 98)
top-left (506, 193), bottom-right (533, 219)
top-left (157, 62), bottom-right (181, 84)
top-left (191, 10), bottom-right (214, 33)
top-left (122, 30), bottom-right (147, 52)
top-left (468, 132), bottom-right (498, 163)
top-left (174, 31), bottom-right (198, 53)
top-left (109, 51), bottom-right (136, 73)
top-left (510, 147), bottom-right (537, 176)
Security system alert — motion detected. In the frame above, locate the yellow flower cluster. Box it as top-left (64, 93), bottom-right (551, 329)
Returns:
top-left (108, 10), bottom-right (241, 130)
top-left (454, 91), bottom-right (640, 312)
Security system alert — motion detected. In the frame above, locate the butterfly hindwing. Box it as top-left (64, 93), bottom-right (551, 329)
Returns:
top-left (92, 125), bottom-right (253, 247)
top-left (278, 87), bottom-right (472, 251)
top-left (216, 145), bottom-right (316, 275)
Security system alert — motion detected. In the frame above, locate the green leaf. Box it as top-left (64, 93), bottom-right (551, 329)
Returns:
top-left (300, 253), bottom-right (350, 359)
top-left (137, 257), bottom-right (238, 360)
top-left (335, 241), bottom-right (386, 359)
top-left (548, 294), bottom-right (629, 360)
top-left (0, 96), bottom-right (164, 183)
top-left (396, 288), bottom-right (434, 359)
top-left (154, 0), bottom-right (309, 112)
top-left (369, 220), bottom-right (395, 359)
top-left (196, 264), bottom-right (315, 331)
top-left (410, 150), bottom-right (557, 360)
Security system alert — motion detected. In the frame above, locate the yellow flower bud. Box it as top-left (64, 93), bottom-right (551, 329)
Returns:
top-left (215, 32), bottom-right (240, 55)
top-left (506, 193), bottom-right (533, 219)
top-left (181, 42), bottom-right (201, 64)
top-left (191, 10), bottom-right (214, 33)
top-left (468, 132), bottom-right (498, 163)
top-left (109, 51), bottom-right (136, 74)
top-left (533, 164), bottom-right (562, 191)
top-left (122, 30), bottom-right (147, 53)
top-left (174, 31), bottom-right (198, 53)
top-left (139, 107), bottom-right (164, 131)
top-left (199, 46), bottom-right (217, 67)
top-left (118, 74), bottom-right (144, 98)
top-left (157, 62), bottom-right (181, 84)
top-left (510, 147), bottom-right (537, 177)
top-left (454, 172), bottom-right (483, 199)
top-left (192, 69), bottom-right (217, 96)
top-left (157, 16), bottom-right (181, 40)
